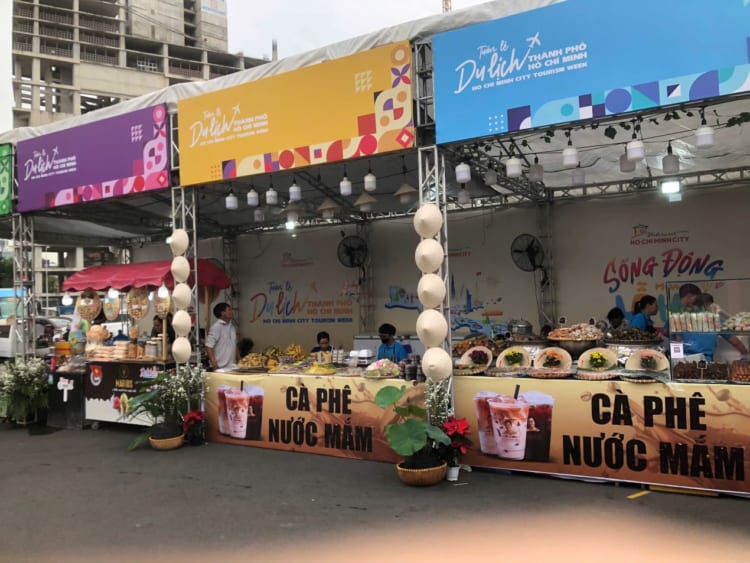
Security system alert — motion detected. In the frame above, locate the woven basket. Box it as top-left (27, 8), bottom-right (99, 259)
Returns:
top-left (149, 433), bottom-right (185, 451)
top-left (396, 461), bottom-right (448, 486)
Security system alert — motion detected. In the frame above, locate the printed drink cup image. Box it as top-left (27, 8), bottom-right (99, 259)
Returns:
top-left (488, 396), bottom-right (530, 460)
top-left (519, 391), bottom-right (555, 461)
top-left (217, 385), bottom-right (232, 435)
top-left (244, 385), bottom-right (265, 441)
top-left (225, 389), bottom-right (250, 439)
top-left (473, 391), bottom-right (500, 455)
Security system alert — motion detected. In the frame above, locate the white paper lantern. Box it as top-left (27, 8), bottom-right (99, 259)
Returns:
top-left (172, 309), bottom-right (192, 337)
top-left (413, 203), bottom-right (443, 238)
top-left (417, 274), bottom-right (446, 309)
top-left (172, 283), bottom-right (192, 309)
top-left (414, 238), bottom-right (444, 273)
top-left (169, 229), bottom-right (189, 256)
top-left (416, 309), bottom-right (449, 347)
top-left (171, 256), bottom-right (190, 283)
top-left (172, 336), bottom-right (192, 363)
top-left (421, 346), bottom-right (452, 381)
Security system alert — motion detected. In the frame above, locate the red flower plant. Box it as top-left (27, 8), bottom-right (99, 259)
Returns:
top-left (182, 410), bottom-right (205, 434)
top-left (440, 416), bottom-right (473, 465)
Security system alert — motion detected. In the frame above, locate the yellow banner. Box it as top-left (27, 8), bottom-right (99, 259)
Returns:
top-left (454, 377), bottom-right (750, 494)
top-left (205, 372), bottom-right (423, 462)
top-left (177, 42), bottom-right (414, 186)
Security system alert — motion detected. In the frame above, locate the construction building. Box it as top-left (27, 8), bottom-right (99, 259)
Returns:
top-left (11, 0), bottom-right (267, 128)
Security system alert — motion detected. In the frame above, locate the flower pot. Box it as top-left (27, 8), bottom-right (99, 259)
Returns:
top-left (148, 433), bottom-right (185, 451)
top-left (446, 465), bottom-right (460, 481)
top-left (396, 461), bottom-right (447, 486)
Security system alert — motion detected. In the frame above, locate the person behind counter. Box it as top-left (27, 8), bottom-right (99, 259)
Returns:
top-left (672, 284), bottom-right (748, 361)
top-left (598, 307), bottom-right (628, 332)
top-left (205, 302), bottom-right (239, 371)
top-left (151, 314), bottom-right (175, 344)
top-left (311, 331), bottom-right (332, 353)
top-left (377, 323), bottom-right (409, 362)
top-left (630, 295), bottom-right (657, 334)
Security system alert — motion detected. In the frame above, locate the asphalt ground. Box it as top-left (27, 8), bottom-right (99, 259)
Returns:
top-left (1, 422), bottom-right (750, 563)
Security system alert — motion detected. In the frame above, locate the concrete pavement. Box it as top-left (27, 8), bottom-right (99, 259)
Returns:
top-left (1, 422), bottom-right (750, 562)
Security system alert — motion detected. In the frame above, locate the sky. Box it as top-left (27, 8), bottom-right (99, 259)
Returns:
top-left (226, 0), bottom-right (491, 60)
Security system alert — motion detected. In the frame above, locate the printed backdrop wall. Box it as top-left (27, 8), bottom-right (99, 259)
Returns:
top-left (132, 185), bottom-right (750, 353)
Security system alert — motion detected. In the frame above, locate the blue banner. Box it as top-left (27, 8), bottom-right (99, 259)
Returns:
top-left (433, 0), bottom-right (750, 144)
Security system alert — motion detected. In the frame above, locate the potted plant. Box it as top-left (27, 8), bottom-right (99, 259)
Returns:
top-left (0, 357), bottom-right (49, 425)
top-left (375, 382), bottom-right (451, 486)
top-left (439, 416), bottom-right (473, 481)
top-left (126, 364), bottom-right (205, 450)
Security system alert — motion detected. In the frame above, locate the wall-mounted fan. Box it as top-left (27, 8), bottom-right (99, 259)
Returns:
top-left (337, 235), bottom-right (368, 268)
top-left (510, 233), bottom-right (545, 272)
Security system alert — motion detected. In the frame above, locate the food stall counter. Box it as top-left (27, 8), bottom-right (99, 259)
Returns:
top-left (205, 371), bottom-right (423, 462)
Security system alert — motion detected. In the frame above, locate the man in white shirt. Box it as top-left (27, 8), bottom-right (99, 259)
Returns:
top-left (205, 302), bottom-right (238, 370)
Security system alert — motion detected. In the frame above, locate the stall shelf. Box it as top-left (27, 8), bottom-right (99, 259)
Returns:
top-left (205, 371), bottom-right (424, 463)
top-left (61, 259), bottom-right (232, 427)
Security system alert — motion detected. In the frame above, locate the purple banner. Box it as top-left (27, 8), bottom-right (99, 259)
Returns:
top-left (17, 104), bottom-right (170, 212)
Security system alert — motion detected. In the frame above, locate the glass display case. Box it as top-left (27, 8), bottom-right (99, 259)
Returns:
top-left (665, 278), bottom-right (750, 383)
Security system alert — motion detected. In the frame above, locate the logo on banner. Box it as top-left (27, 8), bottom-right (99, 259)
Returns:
top-left (630, 223), bottom-right (690, 246)
top-left (452, 32), bottom-right (590, 95)
top-left (23, 146), bottom-right (78, 182)
top-left (90, 365), bottom-right (103, 387)
top-left (189, 104), bottom-right (270, 149)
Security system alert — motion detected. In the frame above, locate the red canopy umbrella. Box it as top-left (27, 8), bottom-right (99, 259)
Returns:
top-left (62, 258), bottom-right (231, 291)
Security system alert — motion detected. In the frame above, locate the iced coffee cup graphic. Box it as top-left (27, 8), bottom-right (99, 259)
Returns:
top-left (473, 391), bottom-right (500, 455)
top-left (225, 389), bottom-right (250, 439)
top-left (244, 386), bottom-right (265, 441)
top-left (488, 396), bottom-right (529, 460)
top-left (519, 391), bottom-right (554, 462)
top-left (217, 385), bottom-right (231, 435)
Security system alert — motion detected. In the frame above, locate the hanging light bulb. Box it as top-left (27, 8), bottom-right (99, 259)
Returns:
top-left (572, 163), bottom-right (585, 186)
top-left (339, 166), bottom-right (352, 196)
top-left (562, 132), bottom-right (578, 168)
top-left (505, 155), bottom-right (523, 178)
top-left (288, 177), bottom-right (302, 202)
top-left (455, 162), bottom-right (471, 183)
top-left (354, 192), bottom-right (377, 212)
top-left (225, 190), bottom-right (238, 210)
top-left (694, 107), bottom-right (715, 148)
top-left (148, 291), bottom-right (154, 302)
top-left (527, 156), bottom-right (544, 182)
top-left (662, 141), bottom-right (680, 174)
top-left (457, 185), bottom-right (471, 205)
top-left (265, 180), bottom-right (278, 205)
top-left (107, 287), bottom-right (119, 299)
top-left (394, 183), bottom-right (418, 204)
top-left (619, 146), bottom-right (636, 173)
top-left (363, 160), bottom-right (376, 192)
top-left (483, 167), bottom-right (498, 185)
top-left (157, 282), bottom-right (169, 298)
top-left (246, 187), bottom-right (259, 207)
top-left (317, 198), bottom-right (339, 220)
top-left (61, 292), bottom-right (73, 306)
top-left (626, 129), bottom-right (645, 161)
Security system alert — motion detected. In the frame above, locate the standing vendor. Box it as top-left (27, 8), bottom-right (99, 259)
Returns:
top-left (205, 302), bottom-right (239, 371)
top-left (377, 323), bottom-right (409, 362)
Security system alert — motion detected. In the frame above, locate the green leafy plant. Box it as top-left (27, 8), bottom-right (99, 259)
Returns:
top-left (126, 365), bottom-right (205, 450)
top-left (375, 384), bottom-right (450, 468)
top-left (0, 357), bottom-right (49, 422)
